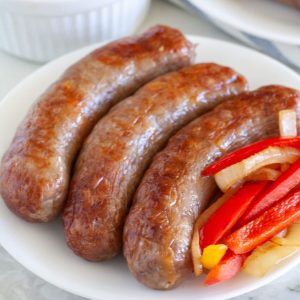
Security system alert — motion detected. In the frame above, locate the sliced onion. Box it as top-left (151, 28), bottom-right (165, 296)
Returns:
top-left (215, 146), bottom-right (300, 192)
top-left (274, 229), bottom-right (287, 238)
top-left (194, 188), bottom-right (237, 230)
top-left (272, 222), bottom-right (300, 246)
top-left (243, 240), bottom-right (299, 277)
top-left (246, 167), bottom-right (281, 181)
top-left (279, 109), bottom-right (297, 137)
top-left (191, 188), bottom-right (237, 276)
top-left (267, 163), bottom-right (282, 170)
top-left (244, 219), bottom-right (300, 277)
top-left (191, 229), bottom-right (203, 277)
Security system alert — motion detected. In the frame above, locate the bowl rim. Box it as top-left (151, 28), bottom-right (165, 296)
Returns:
top-left (0, 0), bottom-right (144, 16)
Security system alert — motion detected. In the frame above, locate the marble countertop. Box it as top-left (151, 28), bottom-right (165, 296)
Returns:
top-left (0, 0), bottom-right (299, 299)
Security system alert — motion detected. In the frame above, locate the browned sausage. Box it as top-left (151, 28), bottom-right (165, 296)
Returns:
top-left (0, 25), bottom-right (194, 222)
top-left (123, 85), bottom-right (300, 290)
top-left (63, 63), bottom-right (248, 261)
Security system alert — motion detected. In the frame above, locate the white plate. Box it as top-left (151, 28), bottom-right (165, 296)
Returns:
top-left (0, 36), bottom-right (300, 300)
top-left (190, 0), bottom-right (300, 45)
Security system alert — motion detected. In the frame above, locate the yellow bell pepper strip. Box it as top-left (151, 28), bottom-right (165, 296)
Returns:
top-left (191, 188), bottom-right (238, 276)
top-left (199, 181), bottom-right (269, 250)
top-left (225, 189), bottom-right (300, 254)
top-left (202, 137), bottom-right (300, 176)
top-left (201, 244), bottom-right (228, 270)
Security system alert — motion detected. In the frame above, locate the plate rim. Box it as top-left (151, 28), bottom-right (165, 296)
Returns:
top-left (187, 0), bottom-right (300, 45)
top-left (0, 35), bottom-right (300, 300)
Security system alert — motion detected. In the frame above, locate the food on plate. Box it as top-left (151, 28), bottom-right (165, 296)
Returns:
top-left (199, 181), bottom-right (269, 251)
top-left (192, 106), bottom-right (300, 286)
top-left (203, 251), bottom-right (248, 286)
top-left (237, 152), bottom-right (300, 226)
top-left (272, 220), bottom-right (300, 246)
top-left (202, 137), bottom-right (300, 176)
top-left (242, 239), bottom-right (299, 277)
top-left (0, 25), bottom-right (194, 222)
top-left (225, 190), bottom-right (300, 253)
top-left (200, 244), bottom-right (228, 270)
top-left (214, 146), bottom-right (300, 192)
top-left (192, 188), bottom-right (238, 276)
top-left (279, 109), bottom-right (297, 137)
top-left (1, 23), bottom-right (300, 291)
top-left (246, 166), bottom-right (281, 181)
top-left (63, 63), bottom-right (248, 261)
top-left (123, 85), bottom-right (300, 290)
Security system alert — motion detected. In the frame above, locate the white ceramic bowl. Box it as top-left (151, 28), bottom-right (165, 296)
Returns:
top-left (176, 0), bottom-right (300, 69)
top-left (0, 0), bottom-right (151, 63)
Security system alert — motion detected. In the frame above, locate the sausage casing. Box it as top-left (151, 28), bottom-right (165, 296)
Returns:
top-left (0, 25), bottom-right (194, 222)
top-left (123, 85), bottom-right (300, 290)
top-left (63, 63), bottom-right (248, 261)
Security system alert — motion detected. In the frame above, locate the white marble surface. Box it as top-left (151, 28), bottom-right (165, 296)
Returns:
top-left (0, 0), bottom-right (299, 299)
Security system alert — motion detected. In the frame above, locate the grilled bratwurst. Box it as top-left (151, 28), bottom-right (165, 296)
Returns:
top-left (0, 25), bottom-right (194, 222)
top-left (63, 63), bottom-right (248, 261)
top-left (123, 85), bottom-right (300, 290)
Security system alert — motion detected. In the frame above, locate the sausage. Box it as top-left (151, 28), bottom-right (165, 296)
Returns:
top-left (63, 63), bottom-right (248, 261)
top-left (0, 25), bottom-right (195, 222)
top-left (123, 85), bottom-right (300, 290)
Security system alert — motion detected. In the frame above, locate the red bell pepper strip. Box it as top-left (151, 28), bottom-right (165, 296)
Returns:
top-left (238, 158), bottom-right (300, 226)
top-left (204, 251), bottom-right (248, 286)
top-left (199, 181), bottom-right (269, 250)
top-left (202, 137), bottom-right (300, 176)
top-left (225, 190), bottom-right (300, 254)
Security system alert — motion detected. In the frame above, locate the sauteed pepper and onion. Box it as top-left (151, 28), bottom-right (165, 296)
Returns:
top-left (192, 109), bottom-right (300, 285)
